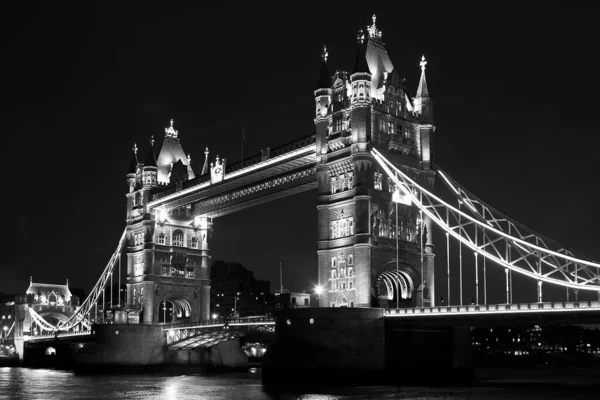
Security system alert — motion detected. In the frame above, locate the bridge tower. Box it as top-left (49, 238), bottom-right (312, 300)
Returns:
top-left (315, 15), bottom-right (436, 309)
top-left (125, 121), bottom-right (210, 324)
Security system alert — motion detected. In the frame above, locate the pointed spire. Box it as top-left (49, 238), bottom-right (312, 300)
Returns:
top-left (414, 55), bottom-right (433, 122)
top-left (351, 35), bottom-right (370, 75)
top-left (201, 147), bottom-right (209, 175)
top-left (315, 45), bottom-right (331, 89)
top-left (66, 278), bottom-right (69, 287)
top-left (416, 55), bottom-right (429, 99)
top-left (30, 276), bottom-right (33, 286)
top-left (144, 136), bottom-right (157, 168)
top-left (128, 143), bottom-right (139, 174)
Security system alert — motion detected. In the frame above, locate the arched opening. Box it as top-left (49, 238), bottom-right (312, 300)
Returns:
top-left (45, 347), bottom-right (56, 356)
top-left (337, 296), bottom-right (349, 308)
top-left (376, 266), bottom-right (417, 308)
top-left (157, 298), bottom-right (192, 323)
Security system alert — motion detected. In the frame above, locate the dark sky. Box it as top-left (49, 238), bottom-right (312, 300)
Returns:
top-left (5, 2), bottom-right (600, 305)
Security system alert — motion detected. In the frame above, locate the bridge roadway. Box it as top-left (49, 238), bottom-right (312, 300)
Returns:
top-left (23, 302), bottom-right (600, 344)
top-left (163, 316), bottom-right (275, 349)
top-left (384, 301), bottom-right (600, 325)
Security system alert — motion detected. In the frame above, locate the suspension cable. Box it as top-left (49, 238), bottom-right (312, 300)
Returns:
top-left (371, 149), bottom-right (600, 291)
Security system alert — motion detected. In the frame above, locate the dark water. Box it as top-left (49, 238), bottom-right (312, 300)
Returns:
top-left (0, 367), bottom-right (595, 400)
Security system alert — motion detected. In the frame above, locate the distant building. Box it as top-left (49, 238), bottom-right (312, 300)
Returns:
top-left (210, 261), bottom-right (271, 318)
top-left (471, 324), bottom-right (600, 357)
top-left (274, 290), bottom-right (312, 310)
top-left (0, 292), bottom-right (17, 343)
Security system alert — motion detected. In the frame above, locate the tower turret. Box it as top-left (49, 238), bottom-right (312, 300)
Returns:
top-left (127, 143), bottom-right (139, 193)
top-left (350, 31), bottom-right (372, 148)
top-left (413, 55), bottom-right (435, 168)
top-left (413, 55), bottom-right (433, 124)
top-left (142, 136), bottom-right (158, 188)
top-left (314, 45), bottom-right (332, 156)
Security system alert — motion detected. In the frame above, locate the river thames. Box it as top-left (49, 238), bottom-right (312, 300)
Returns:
top-left (0, 367), bottom-right (598, 400)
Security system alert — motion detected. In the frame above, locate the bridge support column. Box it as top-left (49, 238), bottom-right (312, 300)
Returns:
top-left (198, 216), bottom-right (212, 322)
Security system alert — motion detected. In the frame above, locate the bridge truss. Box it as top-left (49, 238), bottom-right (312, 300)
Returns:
top-left (372, 148), bottom-right (600, 308)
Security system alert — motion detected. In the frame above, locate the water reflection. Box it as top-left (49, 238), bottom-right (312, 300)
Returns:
top-left (0, 368), bottom-right (596, 400)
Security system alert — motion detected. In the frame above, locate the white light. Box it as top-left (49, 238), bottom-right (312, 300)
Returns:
top-left (314, 285), bottom-right (323, 295)
top-left (320, 107), bottom-right (327, 117)
top-left (212, 313), bottom-right (218, 319)
top-left (392, 188), bottom-right (411, 206)
top-left (309, 318), bottom-right (314, 324)
top-left (157, 209), bottom-right (168, 223)
top-left (168, 330), bottom-right (174, 337)
top-left (286, 319), bottom-right (291, 326)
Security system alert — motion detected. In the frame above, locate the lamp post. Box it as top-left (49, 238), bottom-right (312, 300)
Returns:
top-left (234, 292), bottom-right (240, 318)
top-left (392, 181), bottom-right (411, 309)
top-left (314, 284), bottom-right (323, 307)
top-left (2, 326), bottom-right (7, 344)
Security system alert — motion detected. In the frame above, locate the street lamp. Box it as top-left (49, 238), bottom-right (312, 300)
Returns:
top-left (314, 285), bottom-right (323, 307)
top-left (392, 182), bottom-right (411, 309)
top-left (2, 326), bottom-right (7, 343)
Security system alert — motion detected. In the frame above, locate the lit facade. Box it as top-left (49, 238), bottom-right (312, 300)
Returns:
top-left (315, 15), bottom-right (435, 308)
top-left (125, 122), bottom-right (211, 324)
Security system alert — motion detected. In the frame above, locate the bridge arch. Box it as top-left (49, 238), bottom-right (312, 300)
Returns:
top-left (376, 261), bottom-right (420, 308)
top-left (155, 297), bottom-right (193, 323)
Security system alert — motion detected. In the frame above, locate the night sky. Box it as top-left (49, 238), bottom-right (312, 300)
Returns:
top-left (5, 2), bottom-right (600, 305)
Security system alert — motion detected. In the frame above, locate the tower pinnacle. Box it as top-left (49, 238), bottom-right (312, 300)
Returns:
top-left (201, 147), bottom-right (210, 175)
top-left (133, 143), bottom-right (138, 157)
top-left (416, 55), bottom-right (430, 99)
top-left (367, 14), bottom-right (382, 40)
top-left (321, 45), bottom-right (328, 63)
top-left (420, 55), bottom-right (427, 72)
top-left (165, 119), bottom-right (178, 139)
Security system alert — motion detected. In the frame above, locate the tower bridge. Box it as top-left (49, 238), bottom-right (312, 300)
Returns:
top-left (14, 15), bottom-right (600, 379)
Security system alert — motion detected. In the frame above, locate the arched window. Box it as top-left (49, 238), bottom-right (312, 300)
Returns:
top-left (157, 233), bottom-right (166, 245)
top-left (173, 230), bottom-right (184, 247)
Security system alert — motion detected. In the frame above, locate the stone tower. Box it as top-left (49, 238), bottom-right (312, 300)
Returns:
top-left (125, 121), bottom-right (210, 323)
top-left (315, 15), bottom-right (436, 309)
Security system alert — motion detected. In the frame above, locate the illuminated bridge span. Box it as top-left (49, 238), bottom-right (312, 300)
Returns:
top-left (164, 317), bottom-right (275, 349)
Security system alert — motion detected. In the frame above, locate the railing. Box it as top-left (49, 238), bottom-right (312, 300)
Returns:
top-left (162, 316), bottom-right (275, 331)
top-left (384, 301), bottom-right (600, 317)
top-left (26, 331), bottom-right (92, 341)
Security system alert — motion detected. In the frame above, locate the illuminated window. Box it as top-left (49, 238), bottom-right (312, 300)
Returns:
top-left (333, 116), bottom-right (342, 133)
top-left (157, 233), bottom-right (166, 245)
top-left (162, 265), bottom-right (169, 276)
top-left (374, 173), bottom-right (382, 190)
top-left (330, 176), bottom-right (337, 194)
top-left (134, 232), bottom-right (144, 246)
top-left (378, 118), bottom-right (385, 133)
top-left (173, 230), bottom-right (184, 247)
top-left (7, 315), bottom-right (10, 319)
top-left (348, 172), bottom-right (354, 189)
top-left (186, 268), bottom-right (194, 279)
top-left (388, 122), bottom-right (394, 135)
